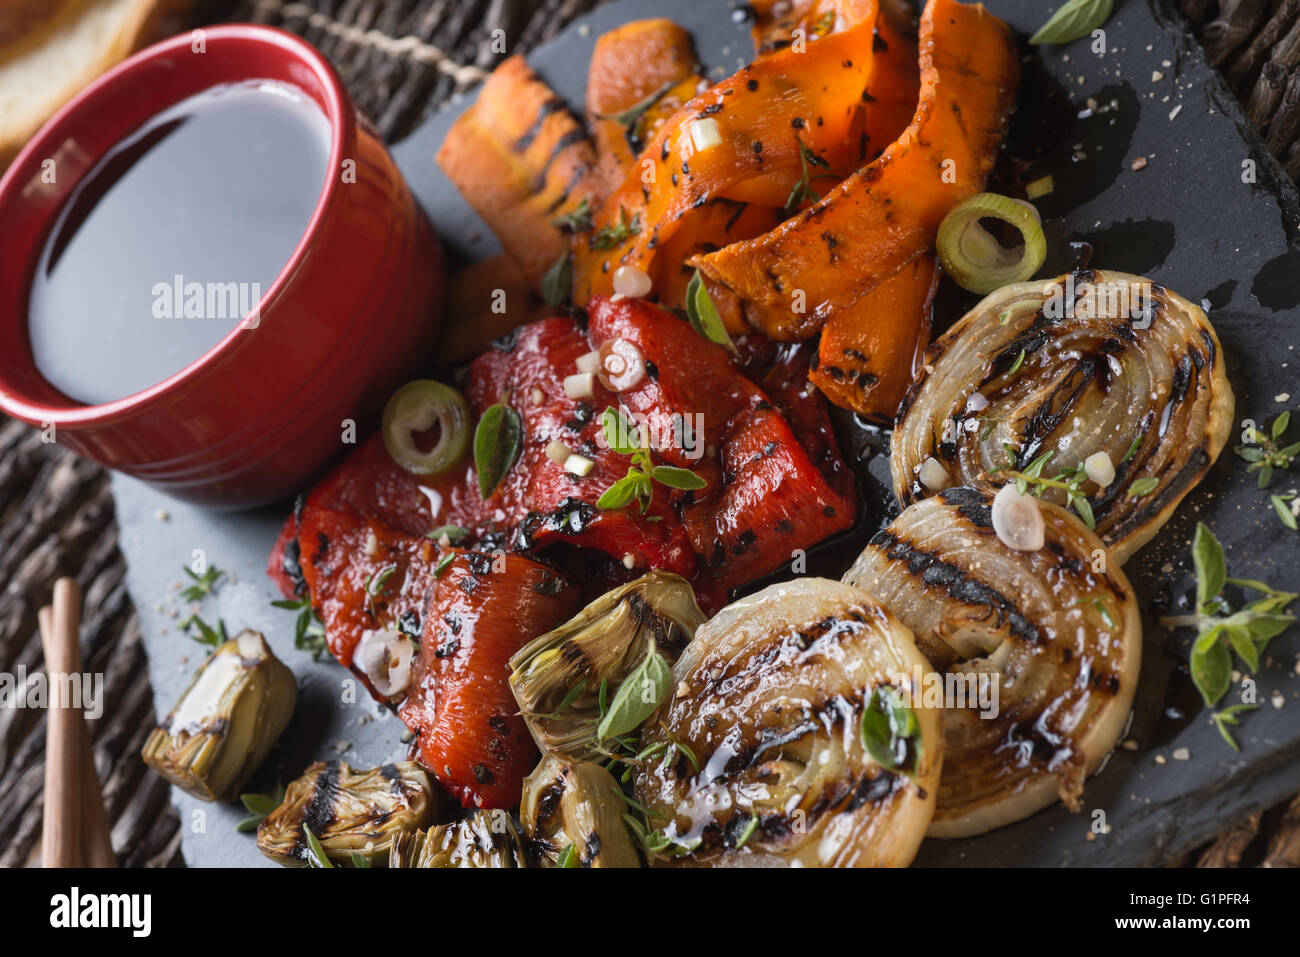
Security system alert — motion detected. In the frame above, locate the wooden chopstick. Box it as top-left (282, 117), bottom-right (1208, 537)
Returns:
top-left (38, 578), bottom-right (116, 868)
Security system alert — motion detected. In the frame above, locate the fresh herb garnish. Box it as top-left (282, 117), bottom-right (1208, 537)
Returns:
top-left (598, 80), bottom-right (676, 137)
top-left (1079, 596), bottom-right (1117, 629)
top-left (596, 647), bottom-right (672, 741)
top-left (1030, 0), bottom-right (1114, 46)
top-left (596, 406), bottom-right (706, 513)
top-left (349, 852), bottom-right (371, 868)
top-left (1127, 476), bottom-right (1160, 498)
top-left (1235, 411), bottom-right (1298, 489)
top-left (1007, 348), bottom-right (1027, 375)
top-left (270, 594), bottom-right (328, 660)
top-left (590, 205), bottom-right (641, 251)
top-left (556, 842), bottom-right (579, 868)
top-left (302, 825), bottom-right (333, 868)
top-left (1160, 523), bottom-right (1296, 747)
top-left (364, 564), bottom-right (398, 617)
top-left (784, 138), bottom-right (830, 212)
top-left (735, 813), bottom-right (760, 849)
top-left (1272, 493), bottom-right (1298, 530)
top-left (1211, 704), bottom-right (1259, 752)
top-left (180, 613), bottom-right (228, 648)
top-left (685, 269), bottom-right (738, 354)
top-left (427, 524), bottom-right (470, 544)
top-left (860, 685), bottom-right (921, 774)
top-left (552, 197), bottom-right (592, 234)
top-left (180, 564), bottom-right (224, 602)
top-left (541, 253), bottom-right (571, 307)
top-left (236, 784), bottom-right (285, 833)
top-left (474, 400), bottom-right (523, 498)
top-left (1121, 434), bottom-right (1143, 463)
top-left (997, 450), bottom-right (1097, 529)
top-left (433, 552), bottom-right (455, 579)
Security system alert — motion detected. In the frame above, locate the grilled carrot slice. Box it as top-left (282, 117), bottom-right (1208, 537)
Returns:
top-left (692, 0), bottom-right (1018, 340)
top-left (571, 2), bottom-right (882, 305)
top-left (586, 19), bottom-right (702, 196)
top-left (435, 55), bottom-right (602, 290)
top-left (810, 253), bottom-right (938, 418)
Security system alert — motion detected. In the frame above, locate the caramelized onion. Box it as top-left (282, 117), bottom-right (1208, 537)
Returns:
top-left (892, 269), bottom-right (1234, 562)
top-left (843, 488), bottom-right (1141, 838)
top-left (632, 579), bottom-right (942, 867)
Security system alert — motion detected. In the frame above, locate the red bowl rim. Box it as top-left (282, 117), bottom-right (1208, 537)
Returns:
top-left (0, 24), bottom-right (348, 427)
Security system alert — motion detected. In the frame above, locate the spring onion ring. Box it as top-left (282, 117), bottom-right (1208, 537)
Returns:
top-left (892, 269), bottom-right (1235, 563)
top-left (380, 379), bottom-right (471, 477)
top-left (936, 192), bottom-right (1047, 294)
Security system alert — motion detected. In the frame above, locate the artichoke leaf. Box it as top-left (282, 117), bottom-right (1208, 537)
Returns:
top-left (521, 754), bottom-right (643, 868)
top-left (257, 760), bottom-right (438, 867)
top-left (389, 811), bottom-right (527, 868)
top-left (509, 571), bottom-right (705, 760)
top-left (141, 630), bottom-right (296, 803)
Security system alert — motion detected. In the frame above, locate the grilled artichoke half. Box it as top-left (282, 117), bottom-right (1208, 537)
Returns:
top-left (521, 754), bottom-right (643, 867)
top-left (509, 571), bottom-right (706, 760)
top-left (843, 487), bottom-right (1142, 838)
top-left (632, 579), bottom-right (942, 867)
top-left (891, 269), bottom-right (1234, 563)
top-left (141, 630), bottom-right (296, 802)
top-left (389, 811), bottom-right (527, 867)
top-left (257, 761), bottom-right (437, 867)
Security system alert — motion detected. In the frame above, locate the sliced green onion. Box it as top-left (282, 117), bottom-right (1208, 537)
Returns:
top-left (381, 379), bottom-right (471, 477)
top-left (936, 192), bottom-right (1047, 295)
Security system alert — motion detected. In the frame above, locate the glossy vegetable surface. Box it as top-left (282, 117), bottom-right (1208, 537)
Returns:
top-left (693, 0), bottom-right (1019, 339)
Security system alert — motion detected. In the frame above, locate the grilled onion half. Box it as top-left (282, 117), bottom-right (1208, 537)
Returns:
top-left (510, 571), bottom-right (706, 761)
top-left (257, 761), bottom-right (437, 867)
top-left (521, 755), bottom-right (642, 867)
top-left (892, 269), bottom-right (1234, 562)
top-left (632, 579), bottom-right (942, 867)
top-left (389, 811), bottom-right (527, 868)
top-left (843, 488), bottom-right (1141, 838)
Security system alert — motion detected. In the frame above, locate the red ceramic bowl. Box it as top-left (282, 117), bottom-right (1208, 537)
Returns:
top-left (0, 25), bottom-right (444, 508)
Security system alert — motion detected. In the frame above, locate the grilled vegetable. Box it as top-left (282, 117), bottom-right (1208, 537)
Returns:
top-left (510, 571), bottom-right (705, 760)
top-left (389, 811), bottom-right (528, 868)
top-left (693, 0), bottom-right (1019, 340)
top-left (842, 487), bottom-right (1142, 837)
top-left (397, 550), bottom-right (579, 808)
top-left (586, 19), bottom-right (703, 195)
top-left (521, 755), bottom-right (643, 867)
top-left (891, 269), bottom-right (1235, 562)
top-left (256, 760), bottom-right (437, 867)
top-left (141, 630), bottom-right (296, 803)
top-left (435, 55), bottom-right (603, 291)
top-left (810, 252), bottom-right (938, 417)
top-left (632, 578), bottom-right (942, 867)
top-left (571, 1), bottom-right (886, 305)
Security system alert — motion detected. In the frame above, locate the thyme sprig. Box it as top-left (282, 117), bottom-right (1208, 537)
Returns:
top-left (1235, 411), bottom-right (1298, 489)
top-left (180, 564), bottom-right (224, 602)
top-left (270, 594), bottom-right (328, 660)
top-left (997, 449), bottom-right (1097, 529)
top-left (596, 407), bottom-right (706, 513)
top-left (784, 139), bottom-right (831, 213)
top-left (1159, 523), bottom-right (1297, 749)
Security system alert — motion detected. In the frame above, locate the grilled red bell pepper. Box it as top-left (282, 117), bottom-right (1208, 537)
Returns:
top-left (398, 550), bottom-right (578, 807)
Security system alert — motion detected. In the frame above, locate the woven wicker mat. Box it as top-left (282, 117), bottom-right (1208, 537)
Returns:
top-left (2, 0), bottom-right (1298, 869)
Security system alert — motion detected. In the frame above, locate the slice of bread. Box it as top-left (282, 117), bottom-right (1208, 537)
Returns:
top-left (0, 0), bottom-right (194, 171)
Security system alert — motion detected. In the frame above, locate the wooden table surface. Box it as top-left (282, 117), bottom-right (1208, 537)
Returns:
top-left (2, 0), bottom-right (1297, 868)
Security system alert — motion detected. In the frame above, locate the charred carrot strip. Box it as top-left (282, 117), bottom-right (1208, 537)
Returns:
top-left (571, 2), bottom-right (881, 305)
top-left (586, 19), bottom-right (703, 196)
top-left (692, 0), bottom-right (1018, 340)
top-left (810, 253), bottom-right (938, 418)
top-left (435, 55), bottom-right (602, 290)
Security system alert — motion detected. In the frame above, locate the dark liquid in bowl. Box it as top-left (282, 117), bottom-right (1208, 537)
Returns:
top-left (27, 81), bottom-right (331, 406)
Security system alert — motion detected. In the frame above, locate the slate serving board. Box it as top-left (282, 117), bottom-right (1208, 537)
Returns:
top-left (117, 0), bottom-right (1300, 867)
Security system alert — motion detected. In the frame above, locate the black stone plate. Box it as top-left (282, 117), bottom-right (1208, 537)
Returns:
top-left (121, 0), bottom-right (1300, 866)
